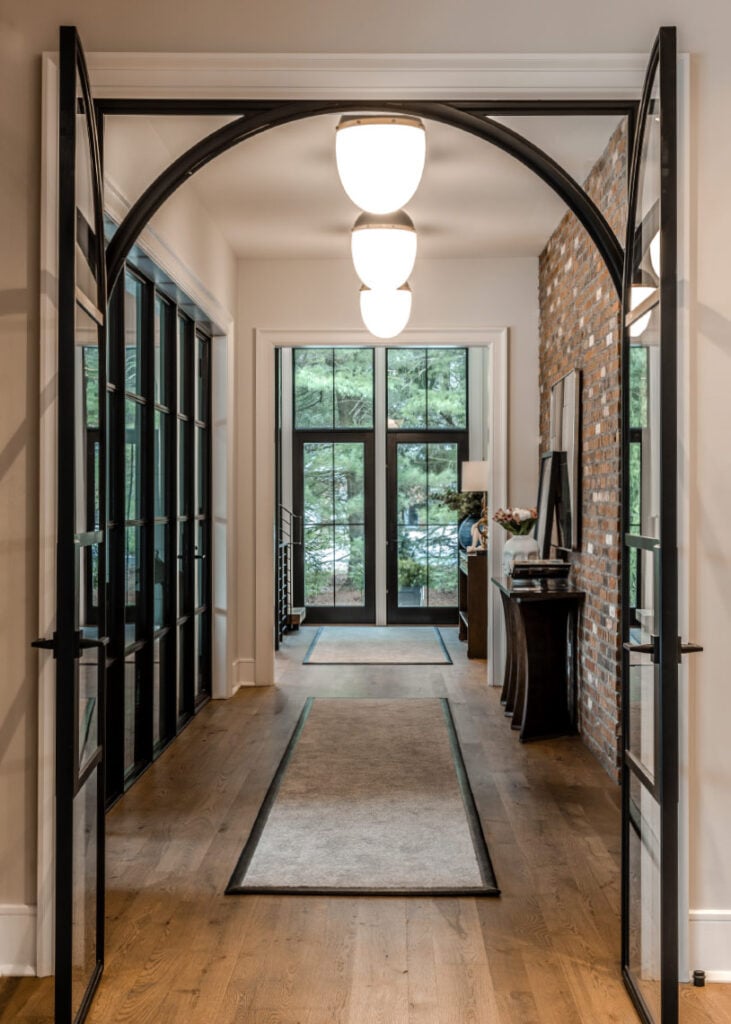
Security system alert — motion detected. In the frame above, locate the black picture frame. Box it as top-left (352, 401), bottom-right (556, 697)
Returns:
top-left (534, 451), bottom-right (567, 557)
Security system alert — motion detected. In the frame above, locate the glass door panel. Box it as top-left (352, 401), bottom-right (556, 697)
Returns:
top-left (294, 434), bottom-right (374, 622)
top-left (387, 434), bottom-right (465, 624)
top-left (38, 27), bottom-right (108, 1024)
top-left (620, 28), bottom-right (700, 1024)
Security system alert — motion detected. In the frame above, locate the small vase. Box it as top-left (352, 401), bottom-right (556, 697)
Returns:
top-left (502, 533), bottom-right (540, 576)
top-left (458, 515), bottom-right (479, 550)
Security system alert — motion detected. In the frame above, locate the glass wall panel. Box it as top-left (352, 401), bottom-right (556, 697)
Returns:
top-left (194, 521), bottom-right (206, 609)
top-left (294, 348), bottom-right (334, 429)
top-left (394, 441), bottom-right (459, 608)
top-left (388, 348), bottom-right (427, 429)
top-left (301, 441), bottom-right (366, 608)
top-left (70, 769), bottom-right (99, 1021)
top-left (123, 652), bottom-right (142, 779)
top-left (628, 772), bottom-right (662, 1022)
top-left (154, 295), bottom-right (171, 407)
top-left (178, 419), bottom-right (190, 515)
top-left (427, 348), bottom-right (467, 428)
top-left (124, 525), bottom-right (142, 645)
top-left (195, 426), bottom-right (207, 516)
top-left (154, 411), bottom-right (169, 518)
top-left (153, 634), bottom-right (172, 751)
top-left (387, 348), bottom-right (467, 430)
top-left (124, 399), bottom-right (143, 522)
top-left (294, 347), bottom-right (374, 429)
top-left (177, 315), bottom-right (192, 416)
top-left (153, 523), bottom-right (170, 630)
top-left (334, 347), bottom-right (373, 428)
top-left (124, 271), bottom-right (144, 396)
top-left (195, 333), bottom-right (208, 424)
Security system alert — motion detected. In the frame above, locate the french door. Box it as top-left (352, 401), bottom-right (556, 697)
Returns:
top-left (293, 432), bottom-right (376, 622)
top-left (386, 433), bottom-right (467, 624)
top-left (621, 27), bottom-right (701, 1024)
top-left (33, 26), bottom-right (108, 1023)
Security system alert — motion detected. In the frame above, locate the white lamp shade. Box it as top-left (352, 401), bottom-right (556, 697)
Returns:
top-left (335, 115), bottom-right (426, 214)
top-left (649, 230), bottom-right (661, 277)
top-left (359, 284), bottom-right (412, 340)
top-left (351, 211), bottom-right (417, 290)
top-left (629, 285), bottom-right (655, 338)
top-left (461, 460), bottom-right (489, 492)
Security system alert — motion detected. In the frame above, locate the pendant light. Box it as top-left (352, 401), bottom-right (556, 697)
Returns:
top-left (335, 115), bottom-right (426, 213)
top-left (351, 210), bottom-right (417, 290)
top-left (359, 283), bottom-right (412, 339)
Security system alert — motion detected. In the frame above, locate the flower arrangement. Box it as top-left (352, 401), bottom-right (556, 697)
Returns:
top-left (493, 507), bottom-right (538, 536)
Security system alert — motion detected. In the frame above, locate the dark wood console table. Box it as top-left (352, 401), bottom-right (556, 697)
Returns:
top-left (491, 577), bottom-right (585, 742)
top-left (458, 550), bottom-right (487, 658)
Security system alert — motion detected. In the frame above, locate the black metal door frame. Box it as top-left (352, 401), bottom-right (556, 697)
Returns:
top-left (620, 27), bottom-right (701, 1024)
top-left (58, 27), bottom-right (716, 1024)
top-left (386, 430), bottom-right (468, 625)
top-left (33, 26), bottom-right (109, 1024)
top-left (292, 430), bottom-right (376, 623)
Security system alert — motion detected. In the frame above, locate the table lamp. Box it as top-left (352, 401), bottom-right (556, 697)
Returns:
top-left (460, 460), bottom-right (489, 550)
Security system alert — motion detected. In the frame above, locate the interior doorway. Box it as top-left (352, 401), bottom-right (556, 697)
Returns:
top-left (35, 29), bottom-right (696, 1024)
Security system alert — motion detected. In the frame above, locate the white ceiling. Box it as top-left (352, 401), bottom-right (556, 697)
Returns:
top-left (110, 111), bottom-right (624, 261)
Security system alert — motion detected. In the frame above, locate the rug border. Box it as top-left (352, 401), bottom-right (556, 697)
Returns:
top-left (302, 625), bottom-right (453, 666)
top-left (226, 696), bottom-right (499, 897)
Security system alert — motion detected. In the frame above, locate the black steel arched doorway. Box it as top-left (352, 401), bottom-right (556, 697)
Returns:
top-left (56, 24), bottom-right (692, 1024)
top-left (105, 98), bottom-right (626, 295)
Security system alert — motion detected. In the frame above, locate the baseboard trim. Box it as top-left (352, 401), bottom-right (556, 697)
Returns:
top-left (688, 909), bottom-right (731, 981)
top-left (0, 905), bottom-right (36, 977)
top-left (234, 658), bottom-right (257, 689)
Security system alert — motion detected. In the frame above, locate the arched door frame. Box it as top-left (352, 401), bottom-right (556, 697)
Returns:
top-left (104, 98), bottom-right (628, 296)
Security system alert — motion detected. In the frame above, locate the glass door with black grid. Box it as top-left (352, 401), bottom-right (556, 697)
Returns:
top-left (386, 348), bottom-right (468, 624)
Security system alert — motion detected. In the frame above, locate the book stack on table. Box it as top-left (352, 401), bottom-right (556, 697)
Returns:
top-left (510, 559), bottom-right (571, 580)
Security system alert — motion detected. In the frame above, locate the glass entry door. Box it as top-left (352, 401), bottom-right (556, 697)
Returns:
top-left (386, 434), bottom-right (466, 624)
top-left (293, 434), bottom-right (375, 622)
top-left (621, 27), bottom-right (701, 1024)
top-left (32, 26), bottom-right (108, 1024)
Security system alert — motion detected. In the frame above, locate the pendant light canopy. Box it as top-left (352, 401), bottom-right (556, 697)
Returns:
top-left (335, 115), bottom-right (426, 214)
top-left (359, 283), bottom-right (412, 339)
top-left (351, 210), bottom-right (417, 290)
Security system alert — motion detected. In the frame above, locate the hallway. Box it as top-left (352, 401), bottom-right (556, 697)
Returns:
top-left (1, 627), bottom-right (726, 1023)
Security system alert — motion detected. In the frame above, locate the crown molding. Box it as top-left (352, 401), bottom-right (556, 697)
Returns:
top-left (42, 50), bottom-right (650, 100)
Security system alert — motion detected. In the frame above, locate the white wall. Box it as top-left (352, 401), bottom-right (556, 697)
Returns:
top-left (1, 0), bottom-right (731, 981)
top-left (235, 256), bottom-right (540, 670)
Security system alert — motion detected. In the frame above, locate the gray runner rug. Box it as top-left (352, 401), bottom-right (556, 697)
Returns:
top-left (226, 697), bottom-right (499, 895)
top-left (303, 625), bottom-right (452, 665)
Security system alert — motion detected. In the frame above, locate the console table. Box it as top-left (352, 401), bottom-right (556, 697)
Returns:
top-left (491, 577), bottom-right (584, 742)
top-left (458, 549), bottom-right (487, 658)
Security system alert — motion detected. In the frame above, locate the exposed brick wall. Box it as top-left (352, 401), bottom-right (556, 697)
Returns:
top-left (538, 121), bottom-right (627, 779)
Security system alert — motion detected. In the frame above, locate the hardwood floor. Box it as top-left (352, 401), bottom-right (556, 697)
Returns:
top-left (2, 626), bottom-right (729, 1023)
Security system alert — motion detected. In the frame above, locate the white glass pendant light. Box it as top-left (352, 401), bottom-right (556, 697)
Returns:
top-left (359, 283), bottom-right (412, 339)
top-left (351, 211), bottom-right (417, 290)
top-left (629, 284), bottom-right (655, 338)
top-left (649, 231), bottom-right (661, 277)
top-left (335, 115), bottom-right (426, 213)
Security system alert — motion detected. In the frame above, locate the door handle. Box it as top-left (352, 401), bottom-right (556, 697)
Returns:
top-left (624, 635), bottom-right (703, 664)
top-left (32, 632), bottom-right (109, 658)
top-left (678, 640), bottom-right (703, 660)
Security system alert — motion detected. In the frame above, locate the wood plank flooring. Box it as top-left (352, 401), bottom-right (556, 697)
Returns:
top-left (2, 626), bottom-right (729, 1023)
